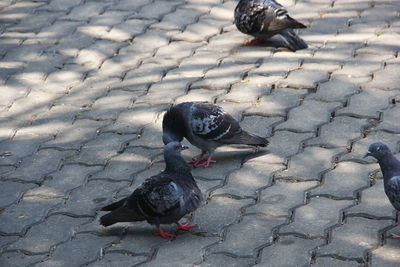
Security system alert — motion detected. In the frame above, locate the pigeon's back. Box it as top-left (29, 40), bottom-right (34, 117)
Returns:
top-left (130, 171), bottom-right (202, 225)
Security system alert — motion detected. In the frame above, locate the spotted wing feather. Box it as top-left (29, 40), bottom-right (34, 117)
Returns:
top-left (190, 103), bottom-right (241, 142)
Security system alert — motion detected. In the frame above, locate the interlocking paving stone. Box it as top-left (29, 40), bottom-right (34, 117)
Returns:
top-left (313, 257), bottom-right (361, 267)
top-left (373, 104), bottom-right (400, 133)
top-left (276, 100), bottom-right (342, 132)
top-left (306, 116), bottom-right (368, 148)
top-left (370, 238), bottom-right (400, 267)
top-left (7, 149), bottom-right (74, 183)
top-left (346, 179), bottom-right (395, 218)
top-left (0, 180), bottom-right (37, 208)
top-left (281, 198), bottom-right (353, 237)
top-left (267, 131), bottom-right (314, 159)
top-left (1, 0), bottom-right (399, 265)
top-left (276, 147), bottom-right (344, 181)
top-left (334, 54), bottom-right (393, 78)
top-left (36, 233), bottom-right (116, 267)
top-left (340, 131), bottom-right (400, 162)
top-left (54, 180), bottom-right (130, 217)
top-left (307, 75), bottom-right (369, 103)
top-left (317, 217), bottom-right (392, 259)
top-left (91, 253), bottom-right (147, 267)
top-left (200, 254), bottom-right (255, 267)
top-left (258, 236), bottom-right (321, 266)
top-left (213, 161), bottom-right (283, 198)
top-left (0, 195), bottom-right (62, 235)
top-left (146, 235), bottom-right (218, 267)
top-left (247, 180), bottom-right (319, 218)
top-left (310, 162), bottom-right (376, 198)
top-left (279, 63), bottom-right (339, 89)
top-left (0, 252), bottom-right (44, 267)
top-left (210, 214), bottom-right (285, 256)
top-left (219, 75), bottom-right (276, 103)
top-left (246, 88), bottom-right (307, 117)
top-left (6, 214), bottom-right (89, 254)
top-left (194, 196), bottom-right (253, 235)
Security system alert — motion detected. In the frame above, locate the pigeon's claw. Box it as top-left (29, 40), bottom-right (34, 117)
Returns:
top-left (154, 225), bottom-right (176, 238)
top-left (194, 155), bottom-right (216, 168)
top-left (392, 233), bottom-right (400, 239)
top-left (176, 222), bottom-right (197, 231)
top-left (245, 38), bottom-right (263, 46)
top-left (187, 153), bottom-right (205, 165)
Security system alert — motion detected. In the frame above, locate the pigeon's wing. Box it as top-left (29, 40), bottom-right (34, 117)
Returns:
top-left (180, 178), bottom-right (203, 213)
top-left (386, 176), bottom-right (400, 211)
top-left (130, 174), bottom-right (183, 219)
top-left (189, 103), bottom-right (242, 143)
top-left (234, 1), bottom-right (267, 34)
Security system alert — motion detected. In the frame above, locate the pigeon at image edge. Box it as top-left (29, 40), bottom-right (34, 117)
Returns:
top-left (364, 142), bottom-right (400, 238)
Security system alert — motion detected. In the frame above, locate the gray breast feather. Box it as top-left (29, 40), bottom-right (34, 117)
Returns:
top-left (386, 176), bottom-right (400, 211)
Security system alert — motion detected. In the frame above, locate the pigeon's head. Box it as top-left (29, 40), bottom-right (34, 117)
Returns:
top-left (364, 142), bottom-right (391, 160)
top-left (164, 141), bottom-right (189, 157)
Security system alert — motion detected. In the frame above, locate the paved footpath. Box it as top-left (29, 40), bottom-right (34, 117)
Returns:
top-left (0, 0), bottom-right (399, 266)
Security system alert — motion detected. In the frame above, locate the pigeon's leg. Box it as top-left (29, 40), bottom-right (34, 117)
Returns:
top-left (194, 155), bottom-right (216, 168)
top-left (175, 222), bottom-right (196, 231)
top-left (154, 225), bottom-right (176, 238)
top-left (392, 233), bottom-right (400, 239)
top-left (187, 153), bottom-right (205, 165)
top-left (245, 38), bottom-right (263, 46)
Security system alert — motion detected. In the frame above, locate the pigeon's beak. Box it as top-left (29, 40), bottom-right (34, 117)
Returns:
top-left (181, 145), bottom-right (189, 150)
top-left (363, 151), bottom-right (371, 158)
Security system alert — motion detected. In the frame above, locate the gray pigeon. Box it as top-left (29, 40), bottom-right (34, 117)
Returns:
top-left (162, 102), bottom-right (268, 168)
top-left (100, 141), bottom-right (203, 238)
top-left (234, 0), bottom-right (307, 51)
top-left (364, 142), bottom-right (400, 238)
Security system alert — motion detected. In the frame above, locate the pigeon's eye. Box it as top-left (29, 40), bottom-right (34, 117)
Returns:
top-left (376, 147), bottom-right (381, 152)
top-left (174, 145), bottom-right (180, 150)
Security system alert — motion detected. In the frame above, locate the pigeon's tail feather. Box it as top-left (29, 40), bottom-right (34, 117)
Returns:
top-left (287, 17), bottom-right (307, 29)
top-left (100, 206), bottom-right (144, 227)
top-left (222, 131), bottom-right (268, 147)
top-left (279, 29), bottom-right (308, 51)
top-left (100, 198), bottom-right (126, 211)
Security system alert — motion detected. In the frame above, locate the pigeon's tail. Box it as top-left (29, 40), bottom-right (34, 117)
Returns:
top-left (100, 198), bottom-right (126, 211)
top-left (278, 28), bottom-right (308, 51)
top-left (100, 206), bottom-right (144, 227)
top-left (286, 16), bottom-right (307, 29)
top-left (222, 131), bottom-right (268, 147)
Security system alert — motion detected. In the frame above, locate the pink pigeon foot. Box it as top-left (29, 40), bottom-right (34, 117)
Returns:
top-left (245, 38), bottom-right (263, 46)
top-left (392, 233), bottom-right (400, 239)
top-left (187, 153), bottom-right (205, 165)
top-left (176, 222), bottom-right (197, 231)
top-left (154, 225), bottom-right (176, 238)
top-left (194, 155), bottom-right (216, 168)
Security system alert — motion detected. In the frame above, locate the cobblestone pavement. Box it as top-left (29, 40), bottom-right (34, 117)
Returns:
top-left (0, 0), bottom-right (399, 266)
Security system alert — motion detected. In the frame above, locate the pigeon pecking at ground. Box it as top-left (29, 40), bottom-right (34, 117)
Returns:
top-left (234, 0), bottom-right (307, 51)
top-left (364, 142), bottom-right (400, 238)
top-left (100, 141), bottom-right (203, 238)
top-left (162, 102), bottom-right (269, 168)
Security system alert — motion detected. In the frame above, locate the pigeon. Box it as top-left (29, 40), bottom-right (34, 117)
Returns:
top-left (162, 102), bottom-right (269, 168)
top-left (364, 142), bottom-right (400, 239)
top-left (100, 141), bottom-right (203, 238)
top-left (234, 0), bottom-right (308, 51)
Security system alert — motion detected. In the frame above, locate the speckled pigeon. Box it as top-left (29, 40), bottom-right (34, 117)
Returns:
top-left (162, 102), bottom-right (269, 168)
top-left (234, 0), bottom-right (307, 51)
top-left (100, 141), bottom-right (203, 238)
top-left (364, 142), bottom-right (400, 238)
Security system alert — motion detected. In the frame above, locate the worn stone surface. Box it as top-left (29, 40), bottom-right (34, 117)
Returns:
top-left (1, 0), bottom-right (399, 266)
